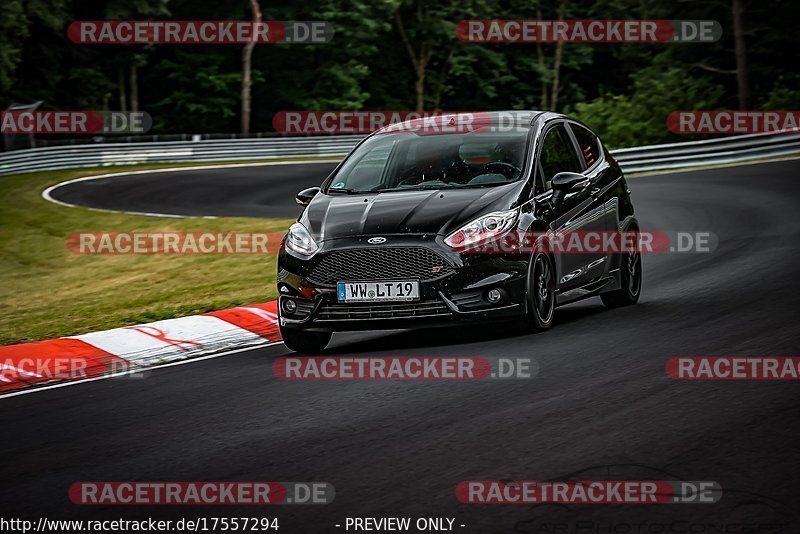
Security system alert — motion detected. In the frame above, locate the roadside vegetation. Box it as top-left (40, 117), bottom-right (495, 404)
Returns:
top-left (3, 0), bottom-right (798, 148)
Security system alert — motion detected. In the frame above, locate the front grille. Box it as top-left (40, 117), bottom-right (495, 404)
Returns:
top-left (307, 247), bottom-right (453, 285)
top-left (316, 299), bottom-right (451, 321)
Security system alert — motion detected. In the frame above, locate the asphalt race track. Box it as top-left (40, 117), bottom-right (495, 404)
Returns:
top-left (49, 162), bottom-right (339, 218)
top-left (7, 159), bottom-right (800, 531)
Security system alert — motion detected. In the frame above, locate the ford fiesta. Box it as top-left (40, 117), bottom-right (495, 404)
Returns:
top-left (277, 111), bottom-right (642, 353)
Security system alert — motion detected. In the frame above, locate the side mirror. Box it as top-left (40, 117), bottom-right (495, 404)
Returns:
top-left (550, 172), bottom-right (586, 206)
top-left (551, 172), bottom-right (586, 192)
top-left (296, 186), bottom-right (320, 206)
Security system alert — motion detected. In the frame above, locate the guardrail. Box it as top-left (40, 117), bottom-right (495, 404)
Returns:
top-left (0, 136), bottom-right (364, 175)
top-left (1, 130), bottom-right (798, 176)
top-left (612, 130), bottom-right (800, 173)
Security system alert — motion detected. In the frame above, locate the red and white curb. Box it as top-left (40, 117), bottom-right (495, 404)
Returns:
top-left (0, 301), bottom-right (281, 394)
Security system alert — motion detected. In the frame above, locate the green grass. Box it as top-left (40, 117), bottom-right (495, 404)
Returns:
top-left (0, 162), bottom-right (309, 345)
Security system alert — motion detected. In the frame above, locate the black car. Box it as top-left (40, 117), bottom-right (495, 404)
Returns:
top-left (277, 111), bottom-right (641, 353)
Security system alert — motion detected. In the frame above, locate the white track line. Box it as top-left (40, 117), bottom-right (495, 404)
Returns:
top-left (41, 159), bottom-right (341, 218)
top-left (0, 341), bottom-right (284, 400)
top-left (629, 155), bottom-right (800, 178)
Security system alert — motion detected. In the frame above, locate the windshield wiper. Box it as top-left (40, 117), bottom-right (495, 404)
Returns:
top-left (326, 187), bottom-right (363, 194)
top-left (376, 184), bottom-right (458, 193)
top-left (460, 182), bottom-right (513, 188)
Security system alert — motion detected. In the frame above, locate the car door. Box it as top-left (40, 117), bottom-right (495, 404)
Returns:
top-left (536, 122), bottom-right (606, 290)
top-left (566, 121), bottom-right (623, 276)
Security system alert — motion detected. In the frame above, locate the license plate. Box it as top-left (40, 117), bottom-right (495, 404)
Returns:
top-left (337, 281), bottom-right (420, 302)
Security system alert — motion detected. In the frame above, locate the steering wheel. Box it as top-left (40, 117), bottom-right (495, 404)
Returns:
top-left (443, 159), bottom-right (470, 182)
top-left (480, 161), bottom-right (522, 178)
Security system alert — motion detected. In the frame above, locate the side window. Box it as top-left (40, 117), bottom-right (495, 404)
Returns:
top-left (341, 142), bottom-right (394, 190)
top-left (538, 124), bottom-right (583, 190)
top-left (569, 124), bottom-right (600, 168)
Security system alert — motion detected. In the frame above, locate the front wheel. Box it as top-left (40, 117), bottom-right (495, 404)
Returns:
top-left (280, 327), bottom-right (332, 354)
top-left (525, 253), bottom-right (556, 331)
top-left (601, 242), bottom-right (642, 308)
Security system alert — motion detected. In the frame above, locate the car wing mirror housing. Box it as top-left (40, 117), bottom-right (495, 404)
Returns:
top-left (550, 172), bottom-right (586, 205)
top-left (296, 186), bottom-right (321, 206)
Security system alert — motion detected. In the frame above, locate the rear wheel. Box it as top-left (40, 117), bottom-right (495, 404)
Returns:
top-left (280, 327), bottom-right (332, 354)
top-left (601, 236), bottom-right (642, 308)
top-left (525, 253), bottom-right (556, 331)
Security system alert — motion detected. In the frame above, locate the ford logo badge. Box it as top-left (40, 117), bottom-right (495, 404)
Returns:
top-left (367, 237), bottom-right (387, 244)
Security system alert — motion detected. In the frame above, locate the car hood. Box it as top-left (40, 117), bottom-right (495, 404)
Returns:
top-left (300, 183), bottom-right (524, 240)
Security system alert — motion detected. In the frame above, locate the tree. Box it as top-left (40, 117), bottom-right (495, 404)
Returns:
top-left (731, 0), bottom-right (751, 109)
top-left (0, 0), bottom-right (67, 93)
top-left (392, 0), bottom-right (488, 112)
top-left (262, 0), bottom-right (394, 113)
top-left (568, 64), bottom-right (724, 147)
top-left (150, 51), bottom-right (242, 133)
top-left (394, 0), bottom-right (435, 112)
top-left (241, 0), bottom-right (262, 134)
top-left (549, 0), bottom-right (567, 110)
top-left (104, 0), bottom-right (171, 113)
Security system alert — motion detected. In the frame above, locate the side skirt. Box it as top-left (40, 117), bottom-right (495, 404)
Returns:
top-left (555, 274), bottom-right (617, 306)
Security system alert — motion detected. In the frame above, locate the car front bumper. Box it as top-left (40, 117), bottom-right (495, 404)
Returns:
top-left (276, 234), bottom-right (529, 333)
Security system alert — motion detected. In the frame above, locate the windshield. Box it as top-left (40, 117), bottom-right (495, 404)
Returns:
top-left (326, 128), bottom-right (530, 193)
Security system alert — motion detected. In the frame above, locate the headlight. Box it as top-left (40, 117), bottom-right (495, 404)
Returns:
top-left (444, 208), bottom-right (518, 251)
top-left (285, 222), bottom-right (319, 257)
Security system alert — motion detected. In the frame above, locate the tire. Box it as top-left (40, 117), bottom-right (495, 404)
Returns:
top-left (525, 253), bottom-right (556, 331)
top-left (601, 235), bottom-right (642, 308)
top-left (280, 326), bottom-right (332, 354)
